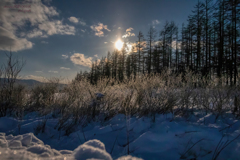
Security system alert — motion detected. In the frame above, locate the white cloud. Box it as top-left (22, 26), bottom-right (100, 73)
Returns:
top-left (126, 27), bottom-right (133, 32)
top-left (60, 67), bottom-right (70, 70)
top-left (122, 27), bottom-right (135, 38)
top-left (90, 23), bottom-right (111, 37)
top-left (118, 27), bottom-right (122, 30)
top-left (0, 0), bottom-right (75, 51)
top-left (152, 20), bottom-right (160, 25)
top-left (48, 70), bottom-right (58, 73)
top-left (152, 20), bottom-right (160, 28)
top-left (94, 54), bottom-right (98, 57)
top-left (68, 16), bottom-right (79, 23)
top-left (35, 71), bottom-right (43, 73)
top-left (62, 54), bottom-right (68, 59)
top-left (43, 0), bottom-right (52, 5)
top-left (79, 21), bottom-right (86, 26)
top-left (0, 26), bottom-right (33, 51)
top-left (97, 59), bottom-right (101, 64)
top-left (171, 40), bottom-right (182, 50)
top-left (68, 16), bottom-right (86, 26)
top-left (104, 42), bottom-right (108, 44)
top-left (70, 53), bottom-right (94, 68)
top-left (125, 42), bottom-right (136, 53)
top-left (122, 33), bottom-right (135, 38)
top-left (41, 41), bottom-right (48, 44)
top-left (22, 75), bottom-right (45, 82)
top-left (38, 20), bottom-right (75, 36)
top-left (26, 29), bottom-right (43, 38)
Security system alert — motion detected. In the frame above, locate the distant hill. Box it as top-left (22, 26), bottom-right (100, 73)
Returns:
top-left (0, 78), bottom-right (67, 89)
top-left (17, 79), bottom-right (43, 86)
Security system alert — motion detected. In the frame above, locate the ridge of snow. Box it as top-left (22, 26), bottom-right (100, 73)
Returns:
top-left (0, 132), bottom-right (140, 160)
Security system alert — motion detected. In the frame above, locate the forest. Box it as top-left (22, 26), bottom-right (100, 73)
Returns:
top-left (76, 0), bottom-right (240, 87)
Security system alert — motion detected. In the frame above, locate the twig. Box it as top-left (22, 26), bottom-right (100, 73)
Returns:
top-left (219, 121), bottom-right (238, 132)
top-left (82, 127), bottom-right (87, 142)
top-left (175, 130), bottom-right (200, 138)
top-left (76, 131), bottom-right (82, 144)
top-left (110, 136), bottom-right (118, 154)
top-left (212, 133), bottom-right (240, 160)
top-left (212, 135), bottom-right (224, 160)
top-left (180, 138), bottom-right (205, 159)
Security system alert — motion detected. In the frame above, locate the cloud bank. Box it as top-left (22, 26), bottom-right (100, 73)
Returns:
top-left (0, 0), bottom-right (75, 51)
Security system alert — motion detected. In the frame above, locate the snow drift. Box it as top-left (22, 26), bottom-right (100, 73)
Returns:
top-left (0, 132), bottom-right (141, 160)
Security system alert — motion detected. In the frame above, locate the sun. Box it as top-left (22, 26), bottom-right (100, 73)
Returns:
top-left (115, 39), bottom-right (124, 51)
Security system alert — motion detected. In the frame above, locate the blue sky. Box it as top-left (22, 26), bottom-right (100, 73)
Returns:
top-left (0, 0), bottom-right (198, 83)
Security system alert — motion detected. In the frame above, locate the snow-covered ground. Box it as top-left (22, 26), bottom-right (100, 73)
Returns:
top-left (0, 112), bottom-right (240, 160)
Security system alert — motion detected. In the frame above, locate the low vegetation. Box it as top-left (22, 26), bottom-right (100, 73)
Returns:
top-left (1, 53), bottom-right (240, 132)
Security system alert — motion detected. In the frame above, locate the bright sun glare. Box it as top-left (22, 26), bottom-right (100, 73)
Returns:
top-left (115, 39), bottom-right (124, 51)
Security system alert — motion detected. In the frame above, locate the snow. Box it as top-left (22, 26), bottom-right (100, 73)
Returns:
top-left (27, 145), bottom-right (54, 155)
top-left (21, 134), bottom-right (32, 146)
top-left (96, 93), bottom-right (104, 98)
top-left (59, 150), bottom-right (73, 155)
top-left (116, 155), bottom-right (143, 160)
top-left (8, 140), bottom-right (22, 148)
top-left (83, 139), bottom-right (106, 150)
top-left (0, 139), bottom-right (8, 148)
top-left (73, 141), bottom-right (112, 160)
top-left (0, 111), bottom-right (240, 159)
top-left (0, 131), bottom-right (139, 160)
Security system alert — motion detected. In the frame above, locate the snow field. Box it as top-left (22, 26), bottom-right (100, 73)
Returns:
top-left (1, 112), bottom-right (240, 159)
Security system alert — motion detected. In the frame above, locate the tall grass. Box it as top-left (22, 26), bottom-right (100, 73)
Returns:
top-left (1, 67), bottom-right (240, 135)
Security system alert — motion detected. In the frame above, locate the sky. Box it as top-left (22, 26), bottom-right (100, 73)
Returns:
top-left (0, 0), bottom-right (199, 83)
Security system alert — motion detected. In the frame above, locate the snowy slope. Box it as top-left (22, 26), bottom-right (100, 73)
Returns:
top-left (0, 113), bottom-right (240, 160)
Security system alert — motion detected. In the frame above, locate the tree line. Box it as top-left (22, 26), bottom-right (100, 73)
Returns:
top-left (76, 0), bottom-right (240, 86)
